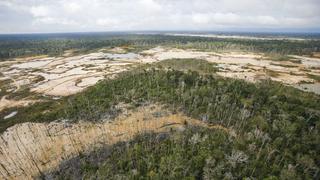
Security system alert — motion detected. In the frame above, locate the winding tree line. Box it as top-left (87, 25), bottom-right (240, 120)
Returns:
top-left (1, 34), bottom-right (320, 60)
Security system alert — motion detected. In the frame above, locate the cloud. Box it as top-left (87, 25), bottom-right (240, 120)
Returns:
top-left (0, 0), bottom-right (319, 33)
top-left (192, 13), bottom-right (211, 24)
top-left (139, 0), bottom-right (162, 12)
top-left (212, 13), bottom-right (240, 25)
top-left (33, 17), bottom-right (77, 26)
top-left (96, 18), bottom-right (119, 27)
top-left (30, 6), bottom-right (50, 17)
top-left (192, 13), bottom-right (278, 27)
top-left (63, 2), bottom-right (82, 13)
top-left (254, 16), bottom-right (278, 25)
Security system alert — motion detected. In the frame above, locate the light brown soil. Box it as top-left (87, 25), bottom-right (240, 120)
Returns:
top-left (0, 96), bottom-right (37, 111)
top-left (0, 105), bottom-right (231, 179)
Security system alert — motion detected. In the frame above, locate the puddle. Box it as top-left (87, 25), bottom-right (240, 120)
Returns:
top-left (105, 53), bottom-right (139, 59)
top-left (4, 111), bottom-right (18, 119)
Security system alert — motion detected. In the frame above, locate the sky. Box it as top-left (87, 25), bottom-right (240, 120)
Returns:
top-left (0, 0), bottom-right (320, 34)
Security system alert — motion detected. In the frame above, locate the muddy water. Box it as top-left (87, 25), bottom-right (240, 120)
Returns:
top-left (104, 53), bottom-right (139, 59)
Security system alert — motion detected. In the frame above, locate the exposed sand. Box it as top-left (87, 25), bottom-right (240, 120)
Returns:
top-left (12, 59), bottom-right (53, 69)
top-left (151, 48), bottom-right (210, 61)
top-left (77, 76), bottom-right (104, 87)
top-left (0, 105), bottom-right (231, 179)
top-left (0, 96), bottom-right (37, 111)
top-left (44, 80), bottom-right (84, 96)
top-left (294, 83), bottom-right (320, 94)
top-left (105, 52), bottom-right (139, 59)
top-left (290, 55), bottom-right (320, 68)
top-left (143, 47), bottom-right (320, 93)
top-left (0, 52), bottom-right (141, 98)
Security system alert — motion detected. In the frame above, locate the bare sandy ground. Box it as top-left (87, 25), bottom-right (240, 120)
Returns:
top-left (294, 83), bottom-right (320, 94)
top-left (0, 105), bottom-right (231, 179)
top-left (0, 52), bottom-right (141, 98)
top-left (0, 96), bottom-right (37, 111)
top-left (142, 47), bottom-right (320, 89)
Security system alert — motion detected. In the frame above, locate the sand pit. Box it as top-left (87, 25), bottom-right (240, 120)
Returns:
top-left (0, 104), bottom-right (231, 179)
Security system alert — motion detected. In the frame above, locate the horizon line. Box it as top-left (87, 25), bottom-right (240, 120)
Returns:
top-left (1, 30), bottom-right (320, 36)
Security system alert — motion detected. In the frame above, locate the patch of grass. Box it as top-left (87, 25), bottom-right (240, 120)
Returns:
top-left (270, 62), bottom-right (298, 68)
top-left (299, 80), bottom-right (314, 84)
top-left (30, 68), bottom-right (42, 73)
top-left (307, 73), bottom-right (320, 82)
top-left (75, 79), bottom-right (83, 86)
top-left (0, 79), bottom-right (13, 97)
top-left (309, 66), bottom-right (320, 70)
top-left (82, 64), bottom-right (96, 69)
top-left (0, 100), bottom-right (62, 132)
top-left (268, 55), bottom-right (302, 64)
top-left (7, 86), bottom-right (34, 100)
top-left (124, 45), bottom-right (153, 53)
top-left (156, 58), bottom-right (219, 74)
top-left (311, 52), bottom-right (320, 58)
top-left (300, 68), bottom-right (312, 72)
top-left (33, 75), bottom-right (46, 83)
top-left (266, 69), bottom-right (281, 77)
top-left (289, 71), bottom-right (303, 76)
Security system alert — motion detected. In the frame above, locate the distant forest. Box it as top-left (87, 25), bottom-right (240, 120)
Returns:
top-left (0, 33), bottom-right (320, 60)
